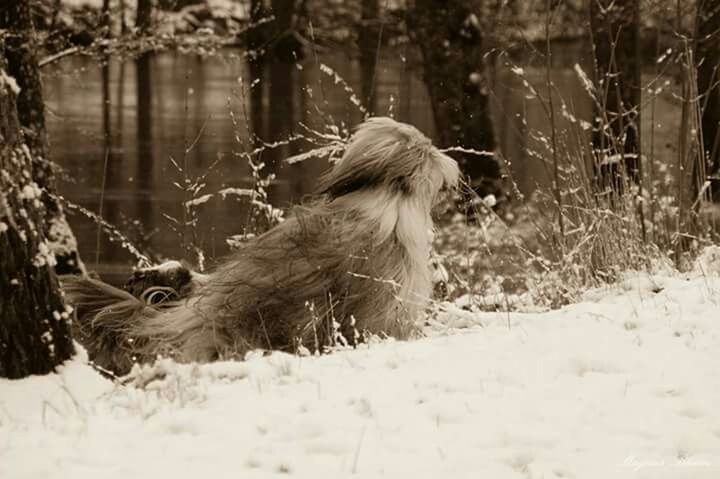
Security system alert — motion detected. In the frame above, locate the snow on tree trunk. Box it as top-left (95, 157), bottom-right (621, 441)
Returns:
top-left (696, 0), bottom-right (720, 201)
top-left (590, 0), bottom-right (642, 195)
top-left (0, 0), bottom-right (85, 275)
top-left (407, 0), bottom-right (500, 198)
top-left (0, 66), bottom-right (74, 379)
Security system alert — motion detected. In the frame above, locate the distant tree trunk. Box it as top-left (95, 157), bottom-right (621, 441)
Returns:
top-left (696, 0), bottom-right (720, 201)
top-left (358, 0), bottom-right (379, 114)
top-left (270, 0), bottom-right (294, 35)
top-left (0, 65), bottom-right (75, 379)
top-left (0, 0), bottom-right (85, 275)
top-left (136, 0), bottom-right (152, 32)
top-left (266, 58), bottom-right (296, 202)
top-left (248, 0), bottom-right (268, 155)
top-left (589, 0), bottom-right (642, 195)
top-left (247, 0), bottom-right (269, 56)
top-left (51, 0), bottom-right (62, 30)
top-left (268, 0), bottom-right (301, 59)
top-left (246, 0), bottom-right (300, 58)
top-left (120, 0), bottom-right (128, 34)
top-left (407, 0), bottom-right (500, 198)
top-left (135, 52), bottom-right (155, 245)
top-left (102, 0), bottom-right (111, 34)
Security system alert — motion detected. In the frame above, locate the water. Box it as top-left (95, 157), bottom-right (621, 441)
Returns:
top-left (44, 43), bottom-right (681, 281)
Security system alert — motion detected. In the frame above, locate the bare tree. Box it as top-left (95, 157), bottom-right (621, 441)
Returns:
top-left (407, 0), bottom-right (500, 197)
top-left (696, 0), bottom-right (720, 200)
top-left (589, 0), bottom-right (642, 195)
top-left (0, 0), bottom-right (85, 274)
top-left (0, 62), bottom-right (75, 379)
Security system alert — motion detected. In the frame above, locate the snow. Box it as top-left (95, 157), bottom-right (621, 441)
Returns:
top-left (17, 184), bottom-right (41, 204)
top-left (0, 69), bottom-right (21, 95)
top-left (61, 0), bottom-right (103, 8)
top-left (1, 272), bottom-right (719, 478)
top-left (47, 215), bottom-right (80, 257)
top-left (184, 194), bottom-right (214, 208)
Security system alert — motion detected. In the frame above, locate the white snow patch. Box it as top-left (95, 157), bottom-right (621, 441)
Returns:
top-left (152, 260), bottom-right (184, 272)
top-left (218, 187), bottom-right (255, 199)
top-left (0, 69), bottom-right (20, 95)
top-left (33, 240), bottom-right (58, 268)
top-left (1, 273), bottom-right (720, 478)
top-left (694, 245), bottom-right (720, 275)
top-left (61, 0), bottom-right (103, 8)
top-left (47, 215), bottom-right (80, 256)
top-left (18, 183), bottom-right (42, 201)
top-left (184, 194), bottom-right (213, 208)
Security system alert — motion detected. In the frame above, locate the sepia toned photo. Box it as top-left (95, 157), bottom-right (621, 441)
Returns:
top-left (1, 1), bottom-right (719, 477)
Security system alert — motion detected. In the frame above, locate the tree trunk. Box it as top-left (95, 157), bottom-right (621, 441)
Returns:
top-left (0, 66), bottom-right (75, 379)
top-left (248, 0), bottom-right (269, 55)
top-left (136, 0), bottom-right (152, 32)
top-left (696, 0), bottom-right (720, 201)
top-left (0, 0), bottom-right (85, 275)
top-left (407, 0), bottom-right (500, 198)
top-left (102, 0), bottom-right (112, 36)
top-left (269, 0), bottom-right (301, 59)
top-left (135, 52), bottom-right (155, 247)
top-left (246, 0), bottom-right (300, 60)
top-left (248, 0), bottom-right (268, 184)
top-left (120, 0), bottom-right (128, 34)
top-left (358, 0), bottom-right (379, 114)
top-left (589, 0), bottom-right (642, 196)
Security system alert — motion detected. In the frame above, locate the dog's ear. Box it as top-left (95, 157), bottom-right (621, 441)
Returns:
top-left (390, 176), bottom-right (413, 195)
top-left (315, 172), bottom-right (412, 199)
top-left (315, 167), bottom-right (383, 198)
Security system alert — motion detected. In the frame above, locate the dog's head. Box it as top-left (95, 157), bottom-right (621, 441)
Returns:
top-left (316, 117), bottom-right (459, 204)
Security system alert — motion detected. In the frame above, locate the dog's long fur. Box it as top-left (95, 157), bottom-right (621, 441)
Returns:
top-left (63, 117), bottom-right (459, 374)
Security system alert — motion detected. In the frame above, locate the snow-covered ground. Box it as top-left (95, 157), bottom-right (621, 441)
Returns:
top-left (2, 269), bottom-right (719, 478)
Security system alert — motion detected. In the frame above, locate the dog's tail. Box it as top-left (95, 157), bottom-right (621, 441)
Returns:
top-left (61, 275), bottom-right (219, 374)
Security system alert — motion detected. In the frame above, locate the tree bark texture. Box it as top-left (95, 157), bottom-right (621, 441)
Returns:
top-left (407, 0), bottom-right (500, 197)
top-left (696, 0), bottom-right (720, 200)
top-left (0, 0), bottom-right (85, 275)
top-left (0, 67), bottom-right (75, 379)
top-left (589, 0), bottom-right (642, 195)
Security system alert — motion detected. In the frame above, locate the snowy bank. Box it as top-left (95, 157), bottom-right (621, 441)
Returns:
top-left (1, 272), bottom-right (719, 478)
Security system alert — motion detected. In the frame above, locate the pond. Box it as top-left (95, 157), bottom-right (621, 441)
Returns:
top-left (44, 42), bottom-right (682, 282)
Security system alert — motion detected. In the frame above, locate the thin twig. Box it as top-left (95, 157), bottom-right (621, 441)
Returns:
top-left (38, 47), bottom-right (81, 67)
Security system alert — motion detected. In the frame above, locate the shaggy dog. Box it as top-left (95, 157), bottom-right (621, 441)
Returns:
top-left (63, 117), bottom-right (460, 374)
